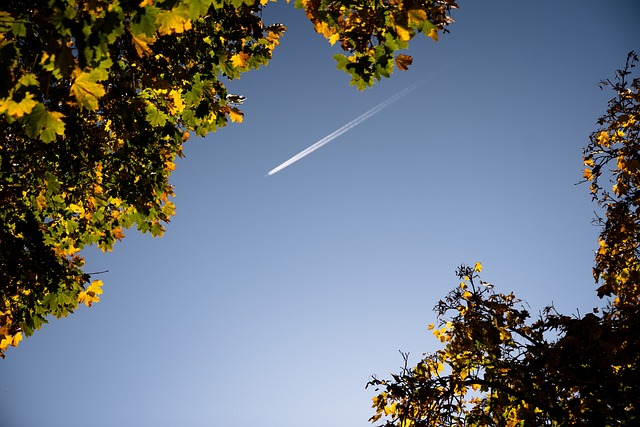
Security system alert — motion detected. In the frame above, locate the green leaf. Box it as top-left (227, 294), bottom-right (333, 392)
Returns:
top-left (187, 0), bottom-right (215, 18)
top-left (24, 103), bottom-right (66, 143)
top-left (131, 7), bottom-right (159, 37)
top-left (145, 103), bottom-right (168, 127)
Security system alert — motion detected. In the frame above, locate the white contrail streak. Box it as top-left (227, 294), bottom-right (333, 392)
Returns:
top-left (266, 80), bottom-right (424, 176)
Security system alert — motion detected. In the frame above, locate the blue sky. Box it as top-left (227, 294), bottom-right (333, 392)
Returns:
top-left (1, 1), bottom-right (639, 426)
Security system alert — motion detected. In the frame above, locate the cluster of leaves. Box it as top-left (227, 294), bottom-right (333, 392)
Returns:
top-left (367, 54), bottom-right (640, 426)
top-left (0, 0), bottom-right (288, 357)
top-left (0, 0), bottom-right (456, 357)
top-left (298, 0), bottom-right (458, 89)
top-left (582, 51), bottom-right (640, 314)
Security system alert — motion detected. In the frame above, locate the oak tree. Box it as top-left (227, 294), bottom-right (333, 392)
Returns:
top-left (367, 53), bottom-right (640, 426)
top-left (0, 0), bottom-right (458, 356)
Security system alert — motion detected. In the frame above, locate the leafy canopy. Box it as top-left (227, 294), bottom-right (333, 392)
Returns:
top-left (367, 53), bottom-right (640, 426)
top-left (0, 0), bottom-right (457, 357)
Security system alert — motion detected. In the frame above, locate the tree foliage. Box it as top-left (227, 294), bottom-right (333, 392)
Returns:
top-left (367, 53), bottom-right (640, 426)
top-left (0, 0), bottom-right (457, 357)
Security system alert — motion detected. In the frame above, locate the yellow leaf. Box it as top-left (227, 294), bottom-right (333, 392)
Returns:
top-left (132, 33), bottom-right (156, 57)
top-left (328, 33), bottom-right (340, 46)
top-left (462, 291), bottom-right (472, 299)
top-left (407, 9), bottom-right (427, 26)
top-left (156, 6), bottom-right (192, 35)
top-left (230, 52), bottom-right (249, 68)
top-left (596, 131), bottom-right (610, 146)
top-left (0, 92), bottom-right (37, 118)
top-left (11, 332), bottom-right (22, 347)
top-left (315, 21), bottom-right (335, 39)
top-left (35, 193), bottom-right (47, 210)
top-left (583, 168), bottom-right (593, 181)
top-left (395, 25), bottom-right (411, 42)
top-left (168, 89), bottom-right (185, 115)
top-left (427, 28), bottom-right (439, 41)
top-left (229, 108), bottom-right (243, 123)
top-left (0, 337), bottom-right (10, 351)
top-left (71, 70), bottom-right (106, 110)
top-left (78, 280), bottom-right (104, 307)
top-left (69, 203), bottom-right (84, 214)
top-left (474, 262), bottom-right (482, 272)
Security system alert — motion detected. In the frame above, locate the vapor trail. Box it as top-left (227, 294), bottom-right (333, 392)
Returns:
top-left (266, 81), bottom-right (424, 176)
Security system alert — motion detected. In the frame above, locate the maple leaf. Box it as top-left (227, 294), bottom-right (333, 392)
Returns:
top-left (24, 103), bottom-right (66, 143)
top-left (229, 107), bottom-right (243, 123)
top-left (408, 9), bottom-right (427, 26)
top-left (145, 103), bottom-right (168, 127)
top-left (35, 193), bottom-right (47, 210)
top-left (132, 33), bottom-right (156, 57)
top-left (231, 52), bottom-right (250, 68)
top-left (395, 25), bottom-right (411, 42)
top-left (188, 0), bottom-right (215, 18)
top-left (78, 280), bottom-right (104, 307)
top-left (156, 6), bottom-right (192, 35)
top-left (70, 69), bottom-right (107, 110)
top-left (395, 54), bottom-right (413, 71)
top-left (0, 91), bottom-right (37, 118)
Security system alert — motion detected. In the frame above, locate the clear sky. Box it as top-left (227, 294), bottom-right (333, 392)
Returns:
top-left (1, 1), bottom-right (639, 426)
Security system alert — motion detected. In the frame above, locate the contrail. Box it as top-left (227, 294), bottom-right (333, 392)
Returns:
top-left (266, 80), bottom-right (425, 176)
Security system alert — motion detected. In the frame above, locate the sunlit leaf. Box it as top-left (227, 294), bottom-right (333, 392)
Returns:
top-left (70, 69), bottom-right (107, 110)
top-left (0, 91), bottom-right (37, 118)
top-left (156, 5), bottom-right (192, 35)
top-left (229, 107), bottom-right (243, 123)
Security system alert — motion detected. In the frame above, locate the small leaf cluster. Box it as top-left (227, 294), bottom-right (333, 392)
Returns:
top-left (0, 0), bottom-right (286, 357)
top-left (295, 0), bottom-right (458, 89)
top-left (368, 55), bottom-right (640, 427)
top-left (582, 51), bottom-right (640, 315)
top-left (368, 263), bottom-right (639, 426)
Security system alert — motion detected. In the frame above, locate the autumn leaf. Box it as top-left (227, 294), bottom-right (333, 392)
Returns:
top-left (229, 107), bottom-right (244, 123)
top-left (408, 9), bottom-right (427, 26)
top-left (0, 91), bottom-right (37, 118)
top-left (230, 52), bottom-right (250, 68)
top-left (396, 54), bottom-right (413, 71)
top-left (71, 69), bottom-right (107, 110)
top-left (132, 33), bottom-right (156, 57)
top-left (78, 280), bottom-right (103, 307)
top-left (583, 168), bottom-right (594, 181)
top-left (156, 5), bottom-right (192, 35)
top-left (395, 25), bottom-right (411, 42)
top-left (427, 28), bottom-right (439, 41)
top-left (474, 262), bottom-right (483, 272)
top-left (35, 193), bottom-right (47, 210)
